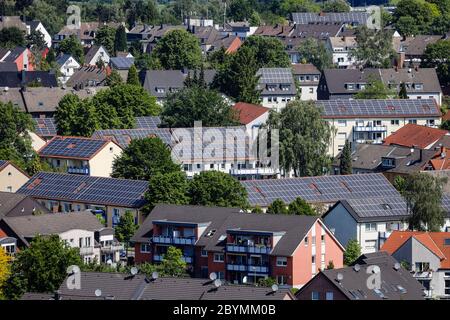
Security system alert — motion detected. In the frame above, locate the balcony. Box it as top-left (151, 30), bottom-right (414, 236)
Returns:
top-left (227, 264), bottom-right (247, 272)
top-left (154, 254), bottom-right (193, 264)
top-left (229, 167), bottom-right (277, 176)
top-left (226, 244), bottom-right (271, 254)
top-left (101, 244), bottom-right (124, 253)
top-left (354, 125), bottom-right (387, 132)
top-left (248, 265), bottom-right (269, 273)
top-left (79, 246), bottom-right (94, 256)
top-left (152, 235), bottom-right (195, 245)
top-left (67, 166), bottom-right (90, 175)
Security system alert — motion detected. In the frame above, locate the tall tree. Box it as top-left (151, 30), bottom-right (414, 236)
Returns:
top-left (58, 35), bottom-right (85, 65)
top-left (160, 85), bottom-right (238, 127)
top-left (112, 137), bottom-right (181, 181)
top-left (106, 69), bottom-right (124, 87)
top-left (399, 82), bottom-right (409, 99)
top-left (350, 26), bottom-right (395, 68)
top-left (267, 100), bottom-right (331, 177)
top-left (114, 25), bottom-right (128, 53)
top-left (241, 35), bottom-right (291, 68)
top-left (0, 27), bottom-right (26, 48)
top-left (288, 197), bottom-right (316, 215)
top-left (159, 246), bottom-right (187, 277)
top-left (3, 235), bottom-right (82, 299)
top-left (115, 211), bottom-right (138, 257)
top-left (126, 65), bottom-right (140, 86)
top-left (422, 40), bottom-right (450, 87)
top-left (339, 140), bottom-right (352, 175)
top-left (95, 25), bottom-right (116, 55)
top-left (403, 173), bottom-right (446, 231)
top-left (322, 0), bottom-right (350, 12)
top-left (344, 239), bottom-right (361, 265)
top-left (228, 0), bottom-right (255, 21)
top-left (393, 0), bottom-right (441, 36)
top-left (296, 38), bottom-right (333, 71)
top-left (0, 248), bottom-right (11, 299)
top-left (267, 199), bottom-right (288, 214)
top-left (153, 29), bottom-right (202, 69)
top-left (280, 0), bottom-right (321, 15)
top-left (189, 171), bottom-right (249, 208)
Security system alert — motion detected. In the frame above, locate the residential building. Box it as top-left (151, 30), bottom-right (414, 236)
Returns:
top-left (394, 35), bottom-right (443, 67)
top-left (291, 12), bottom-right (370, 26)
top-left (242, 173), bottom-right (402, 211)
top-left (0, 16), bottom-right (28, 32)
top-left (257, 68), bottom-right (296, 111)
top-left (84, 45), bottom-right (111, 66)
top-left (221, 22), bottom-right (257, 41)
top-left (326, 36), bottom-right (358, 68)
top-left (110, 56), bottom-right (134, 81)
top-left (17, 172), bottom-right (148, 227)
top-left (318, 67), bottom-right (443, 105)
top-left (381, 231), bottom-right (450, 299)
top-left (56, 54), bottom-right (81, 84)
top-left (38, 136), bottom-right (123, 177)
top-left (0, 192), bottom-right (48, 218)
top-left (322, 196), bottom-right (410, 253)
top-left (25, 20), bottom-right (52, 48)
top-left (0, 87), bottom-right (25, 111)
top-left (383, 123), bottom-right (449, 149)
top-left (132, 204), bottom-right (344, 288)
top-left (296, 251), bottom-right (425, 300)
top-left (0, 211), bottom-right (122, 263)
top-left (0, 70), bottom-right (57, 88)
top-left (0, 47), bottom-right (34, 71)
top-left (0, 17), bottom-right (51, 48)
top-left (66, 66), bottom-right (109, 88)
top-left (21, 272), bottom-right (294, 300)
top-left (316, 99), bottom-right (442, 157)
top-left (292, 64), bottom-right (320, 101)
top-left (127, 24), bottom-right (185, 53)
top-left (54, 22), bottom-right (125, 47)
top-left (0, 160), bottom-right (30, 192)
top-left (232, 102), bottom-right (270, 135)
top-left (32, 118), bottom-right (57, 141)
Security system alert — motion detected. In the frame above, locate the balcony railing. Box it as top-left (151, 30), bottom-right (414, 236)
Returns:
top-left (79, 246), bottom-right (94, 255)
top-left (67, 166), bottom-right (90, 175)
top-left (101, 244), bottom-right (124, 253)
top-left (229, 167), bottom-right (276, 176)
top-left (226, 264), bottom-right (269, 273)
top-left (248, 265), bottom-right (269, 273)
top-left (353, 125), bottom-right (387, 132)
top-left (226, 244), bottom-right (271, 254)
top-left (227, 264), bottom-right (247, 272)
top-left (152, 235), bottom-right (195, 245)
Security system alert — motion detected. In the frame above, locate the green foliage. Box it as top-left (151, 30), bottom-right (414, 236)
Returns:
top-left (58, 35), bottom-right (85, 65)
top-left (153, 29), bottom-right (202, 70)
top-left (393, 0), bottom-right (442, 35)
top-left (422, 40), bottom-right (450, 87)
top-left (144, 171), bottom-right (190, 212)
top-left (350, 26), bottom-right (395, 68)
top-left (159, 246), bottom-right (188, 277)
top-left (440, 120), bottom-right (450, 130)
top-left (344, 239), bottom-right (361, 266)
top-left (267, 199), bottom-right (288, 214)
top-left (229, 0), bottom-right (255, 21)
top-left (3, 235), bottom-right (82, 299)
top-left (26, 29), bottom-right (47, 51)
top-left (322, 0), bottom-right (351, 12)
top-left (287, 197), bottom-right (316, 215)
top-left (241, 36), bottom-right (291, 68)
top-left (0, 27), bottom-right (26, 48)
top-left (95, 25), bottom-right (116, 55)
top-left (115, 211), bottom-right (138, 244)
top-left (0, 248), bottom-right (11, 299)
top-left (24, 0), bottom-right (65, 35)
top-left (258, 277), bottom-right (277, 287)
top-left (296, 38), bottom-right (333, 71)
top-left (189, 171), bottom-right (249, 208)
top-left (403, 173), bottom-right (447, 231)
top-left (112, 137), bottom-right (181, 181)
top-left (134, 52), bottom-right (163, 70)
top-left (106, 69), bottom-right (124, 87)
top-left (161, 85), bottom-right (239, 127)
top-left (280, 0), bottom-right (321, 15)
top-left (354, 76), bottom-right (396, 99)
top-left (399, 83), bottom-right (409, 99)
top-left (126, 65), bottom-right (140, 86)
top-left (114, 25), bottom-right (128, 54)
top-left (251, 206), bottom-right (264, 213)
top-left (339, 140), bottom-right (352, 175)
top-left (326, 260), bottom-right (335, 269)
top-left (267, 100), bottom-right (331, 177)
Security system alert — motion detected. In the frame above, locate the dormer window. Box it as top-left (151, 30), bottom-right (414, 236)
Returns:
top-left (414, 83), bottom-right (423, 90)
top-left (280, 85), bottom-right (290, 91)
top-left (267, 85), bottom-right (276, 91)
top-left (345, 83), bottom-right (355, 90)
top-left (381, 157), bottom-right (396, 168)
top-left (156, 87), bottom-right (165, 93)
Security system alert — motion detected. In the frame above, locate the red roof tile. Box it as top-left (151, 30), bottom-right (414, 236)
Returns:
top-left (443, 110), bottom-right (450, 122)
top-left (383, 124), bottom-right (448, 149)
top-left (233, 102), bottom-right (269, 125)
top-left (225, 37), bottom-right (242, 54)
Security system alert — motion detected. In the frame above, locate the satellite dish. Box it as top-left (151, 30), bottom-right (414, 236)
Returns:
top-left (242, 276), bottom-right (248, 284)
top-left (214, 279), bottom-right (222, 288)
top-left (271, 284), bottom-right (279, 292)
top-left (130, 267), bottom-right (138, 275)
top-left (209, 272), bottom-right (217, 281)
top-left (372, 266), bottom-right (381, 274)
top-left (152, 271), bottom-right (159, 280)
top-left (106, 259), bottom-right (112, 265)
top-left (336, 273), bottom-right (344, 282)
top-left (394, 262), bottom-right (401, 271)
top-left (94, 289), bottom-right (102, 297)
top-left (353, 264), bottom-right (361, 272)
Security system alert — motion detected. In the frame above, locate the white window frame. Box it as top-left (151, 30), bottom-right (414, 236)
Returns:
top-left (276, 256), bottom-right (288, 267)
top-left (213, 253), bottom-right (224, 263)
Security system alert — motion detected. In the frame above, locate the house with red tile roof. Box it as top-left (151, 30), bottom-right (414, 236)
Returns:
top-left (381, 231), bottom-right (450, 298)
top-left (233, 102), bottom-right (269, 128)
top-left (383, 124), bottom-right (449, 150)
top-left (425, 146), bottom-right (450, 171)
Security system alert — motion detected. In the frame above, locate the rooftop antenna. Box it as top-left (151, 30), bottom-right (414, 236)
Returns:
top-left (94, 289), bottom-right (102, 297)
top-left (209, 272), bottom-right (217, 281)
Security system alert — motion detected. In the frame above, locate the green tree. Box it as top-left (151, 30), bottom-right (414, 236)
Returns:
top-left (399, 82), bottom-right (408, 99)
top-left (344, 239), bottom-right (361, 266)
top-left (58, 35), bottom-right (85, 65)
top-left (189, 171), bottom-right (249, 208)
top-left (251, 206), bottom-right (264, 213)
top-left (296, 38), bottom-right (333, 71)
top-left (0, 27), bottom-right (26, 48)
top-left (288, 197), bottom-right (316, 215)
top-left (241, 36), bottom-right (291, 68)
top-left (322, 0), bottom-right (350, 12)
top-left (26, 29), bottom-right (47, 51)
top-left (267, 199), bottom-right (288, 214)
top-left (153, 29), bottom-right (202, 69)
top-left (144, 171), bottom-right (190, 212)
top-left (114, 25), bottom-right (128, 54)
top-left (393, 175), bottom-right (407, 194)
top-left (0, 248), bottom-right (11, 299)
top-left (267, 100), bottom-right (331, 177)
top-left (24, 0), bottom-right (65, 36)
top-left (126, 65), bottom-right (140, 86)
top-left (339, 140), bottom-right (352, 175)
top-left (112, 137), bottom-right (180, 181)
top-left (394, 0), bottom-right (441, 36)
top-left (403, 173), bottom-right (447, 231)
top-left (3, 235), bottom-right (82, 299)
top-left (354, 76), bottom-right (396, 99)
top-left (422, 40), bottom-right (450, 87)
top-left (115, 211), bottom-right (138, 256)
top-left (95, 25), bottom-right (116, 55)
top-left (350, 26), bottom-right (395, 68)
top-left (258, 277), bottom-right (277, 287)
top-left (280, 0), bottom-right (321, 15)
top-left (159, 246), bottom-right (187, 277)
top-left (106, 69), bottom-right (124, 87)
top-left (326, 260), bottom-right (335, 269)
top-left (229, 0), bottom-right (255, 21)
top-left (161, 85), bottom-right (238, 127)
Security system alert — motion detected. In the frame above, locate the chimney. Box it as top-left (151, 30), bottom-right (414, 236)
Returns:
top-left (414, 65), bottom-right (419, 72)
top-left (398, 52), bottom-right (405, 69)
top-left (419, 148), bottom-right (423, 162)
top-left (441, 146), bottom-right (446, 158)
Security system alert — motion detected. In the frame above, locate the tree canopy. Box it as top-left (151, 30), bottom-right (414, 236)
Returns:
top-left (0, 27), bottom-right (26, 48)
top-left (344, 239), bottom-right (361, 266)
top-left (240, 36), bottom-right (291, 68)
top-left (296, 38), bottom-right (333, 71)
top-left (95, 25), bottom-right (116, 55)
top-left (422, 39), bottom-right (450, 87)
top-left (354, 76), bottom-right (396, 99)
top-left (339, 140), bottom-right (352, 175)
top-left (287, 197), bottom-right (316, 215)
top-left (58, 35), bottom-right (85, 65)
top-left (267, 199), bottom-right (288, 214)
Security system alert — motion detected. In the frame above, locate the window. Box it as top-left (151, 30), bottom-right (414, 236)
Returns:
top-left (276, 257), bottom-right (288, 267)
top-left (312, 236), bottom-right (316, 246)
top-left (79, 238), bottom-right (83, 248)
top-left (213, 253), bottom-right (224, 263)
top-left (201, 248), bottom-right (208, 257)
top-left (209, 164), bottom-right (214, 169)
top-left (321, 253), bottom-right (325, 263)
top-left (156, 87), bottom-right (165, 93)
top-left (445, 280), bottom-right (450, 295)
top-left (141, 244), bottom-right (151, 253)
top-left (373, 120), bottom-right (382, 127)
top-left (85, 237), bottom-right (91, 247)
top-left (321, 235), bottom-right (325, 244)
top-left (415, 262), bottom-right (430, 272)
top-left (304, 236), bottom-right (308, 246)
top-left (112, 208), bottom-right (120, 227)
top-left (391, 119), bottom-right (400, 125)
top-left (337, 145), bottom-right (344, 152)
top-left (337, 120), bottom-right (347, 127)
top-left (338, 132), bottom-right (346, 140)
top-left (311, 291), bottom-right (320, 300)
top-left (309, 88), bottom-right (314, 93)
top-left (2, 244), bottom-right (15, 255)
top-left (365, 223), bottom-right (377, 232)
top-left (326, 292), bottom-right (334, 300)
top-left (445, 239), bottom-right (450, 246)
top-left (408, 119), bottom-right (417, 124)
top-left (426, 119), bottom-right (435, 126)
top-left (277, 275), bottom-right (287, 285)
top-left (312, 255), bottom-right (316, 264)
top-left (365, 240), bottom-right (377, 251)
top-left (6, 186), bottom-right (12, 192)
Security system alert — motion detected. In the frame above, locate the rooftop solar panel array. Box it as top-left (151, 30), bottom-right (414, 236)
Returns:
top-left (316, 99), bottom-right (440, 118)
top-left (110, 57), bottom-right (134, 69)
top-left (17, 172), bottom-right (148, 208)
top-left (39, 137), bottom-right (108, 159)
top-left (442, 194), bottom-right (450, 217)
top-left (344, 196), bottom-right (409, 221)
top-left (135, 116), bottom-right (162, 129)
top-left (292, 12), bottom-right (369, 25)
top-left (0, 160), bottom-right (7, 168)
top-left (92, 128), bottom-right (174, 148)
top-left (257, 68), bottom-right (294, 84)
top-left (33, 118), bottom-right (57, 137)
top-left (242, 173), bottom-right (400, 207)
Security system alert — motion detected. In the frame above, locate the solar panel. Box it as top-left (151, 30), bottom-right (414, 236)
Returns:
top-left (0, 160), bottom-right (7, 168)
top-left (92, 128), bottom-right (174, 148)
top-left (316, 99), bottom-right (440, 118)
top-left (292, 12), bottom-right (369, 25)
top-left (17, 172), bottom-right (148, 208)
top-left (39, 137), bottom-right (108, 159)
top-left (33, 118), bottom-right (57, 137)
top-left (257, 68), bottom-right (294, 84)
top-left (110, 57), bottom-right (134, 70)
top-left (242, 173), bottom-right (400, 207)
top-left (135, 116), bottom-right (161, 129)
top-left (345, 196), bottom-right (408, 219)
